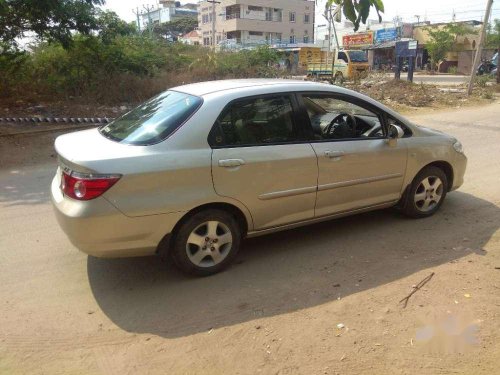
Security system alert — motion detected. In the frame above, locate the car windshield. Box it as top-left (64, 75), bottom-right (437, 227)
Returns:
top-left (99, 90), bottom-right (202, 145)
top-left (348, 50), bottom-right (368, 63)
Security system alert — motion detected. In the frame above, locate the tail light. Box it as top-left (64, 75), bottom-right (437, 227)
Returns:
top-left (61, 169), bottom-right (121, 201)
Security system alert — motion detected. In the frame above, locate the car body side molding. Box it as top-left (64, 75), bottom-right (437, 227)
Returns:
top-left (258, 186), bottom-right (318, 200)
top-left (318, 173), bottom-right (403, 192)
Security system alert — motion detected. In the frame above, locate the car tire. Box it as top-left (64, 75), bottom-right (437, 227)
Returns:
top-left (401, 166), bottom-right (448, 218)
top-left (170, 209), bottom-right (241, 276)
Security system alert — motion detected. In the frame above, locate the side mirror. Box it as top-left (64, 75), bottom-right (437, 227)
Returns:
top-left (388, 124), bottom-right (404, 139)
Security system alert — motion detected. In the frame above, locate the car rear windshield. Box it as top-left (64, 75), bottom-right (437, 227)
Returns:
top-left (99, 90), bottom-right (202, 145)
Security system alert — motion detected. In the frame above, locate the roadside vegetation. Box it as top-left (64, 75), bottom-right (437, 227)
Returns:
top-left (0, 0), bottom-right (388, 106)
top-left (0, 0), bottom-right (497, 112)
top-left (0, 11), bottom-right (283, 104)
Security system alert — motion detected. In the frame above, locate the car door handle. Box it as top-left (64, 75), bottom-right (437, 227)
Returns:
top-left (218, 159), bottom-right (245, 168)
top-left (324, 151), bottom-right (345, 159)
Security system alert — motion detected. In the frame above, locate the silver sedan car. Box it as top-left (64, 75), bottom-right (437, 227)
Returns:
top-left (51, 79), bottom-right (467, 276)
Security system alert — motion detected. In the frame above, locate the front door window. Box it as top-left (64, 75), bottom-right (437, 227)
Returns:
top-left (302, 94), bottom-right (385, 140)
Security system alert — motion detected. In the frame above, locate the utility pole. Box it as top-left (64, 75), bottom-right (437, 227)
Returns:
top-left (132, 7), bottom-right (141, 33)
top-left (330, 7), bottom-right (340, 50)
top-left (323, 4), bottom-right (332, 77)
top-left (467, 0), bottom-right (494, 95)
top-left (414, 15), bottom-right (420, 25)
top-left (207, 0), bottom-right (221, 49)
top-left (325, 9), bottom-right (332, 54)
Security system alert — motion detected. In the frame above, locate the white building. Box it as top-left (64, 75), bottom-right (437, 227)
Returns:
top-left (139, 0), bottom-right (198, 31)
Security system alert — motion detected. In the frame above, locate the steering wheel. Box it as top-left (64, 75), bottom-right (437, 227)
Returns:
top-left (323, 113), bottom-right (357, 139)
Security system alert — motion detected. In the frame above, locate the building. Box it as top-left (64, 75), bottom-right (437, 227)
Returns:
top-left (179, 29), bottom-right (202, 45)
top-left (313, 17), bottom-right (486, 73)
top-left (139, 0), bottom-right (198, 31)
top-left (412, 20), bottom-right (482, 73)
top-left (197, 0), bottom-right (315, 47)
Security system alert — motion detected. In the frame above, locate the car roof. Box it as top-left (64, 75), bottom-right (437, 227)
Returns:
top-left (171, 79), bottom-right (411, 127)
top-left (171, 79), bottom-right (333, 97)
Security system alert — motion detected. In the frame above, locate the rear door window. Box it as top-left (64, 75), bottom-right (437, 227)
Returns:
top-left (208, 95), bottom-right (300, 147)
top-left (99, 90), bottom-right (202, 145)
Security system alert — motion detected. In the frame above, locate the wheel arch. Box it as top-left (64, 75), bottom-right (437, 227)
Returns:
top-left (423, 160), bottom-right (454, 191)
top-left (399, 160), bottom-right (455, 209)
top-left (405, 160), bottom-right (454, 192)
top-left (156, 202), bottom-right (251, 258)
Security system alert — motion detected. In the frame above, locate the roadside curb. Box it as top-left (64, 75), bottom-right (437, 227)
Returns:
top-left (0, 117), bottom-right (114, 124)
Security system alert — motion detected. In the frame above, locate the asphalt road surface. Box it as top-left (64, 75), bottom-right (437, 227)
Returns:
top-left (1, 104), bottom-right (499, 374)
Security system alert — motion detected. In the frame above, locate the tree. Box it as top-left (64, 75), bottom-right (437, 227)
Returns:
top-left (425, 23), bottom-right (477, 71)
top-left (0, 0), bottom-right (105, 49)
top-left (153, 17), bottom-right (198, 40)
top-left (96, 10), bottom-right (136, 44)
top-left (486, 19), bottom-right (500, 83)
top-left (425, 29), bottom-right (455, 71)
top-left (323, 0), bottom-right (385, 31)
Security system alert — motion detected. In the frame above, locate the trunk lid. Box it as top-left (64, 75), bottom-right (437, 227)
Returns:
top-left (54, 128), bottom-right (153, 173)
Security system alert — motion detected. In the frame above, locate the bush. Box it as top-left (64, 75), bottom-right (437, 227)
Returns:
top-left (0, 45), bottom-right (30, 97)
top-left (0, 36), bottom-right (284, 104)
top-left (448, 66), bottom-right (458, 74)
top-left (475, 74), bottom-right (490, 88)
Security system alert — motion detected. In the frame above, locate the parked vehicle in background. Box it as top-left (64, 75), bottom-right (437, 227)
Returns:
top-left (52, 79), bottom-right (467, 276)
top-left (307, 50), bottom-right (370, 81)
top-left (401, 59), bottom-right (409, 72)
top-left (477, 52), bottom-right (498, 76)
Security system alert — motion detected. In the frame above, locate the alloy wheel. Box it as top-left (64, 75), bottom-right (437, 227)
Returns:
top-left (414, 176), bottom-right (444, 212)
top-left (186, 221), bottom-right (233, 268)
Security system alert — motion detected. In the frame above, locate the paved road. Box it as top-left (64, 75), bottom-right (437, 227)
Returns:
top-left (1, 104), bottom-right (500, 374)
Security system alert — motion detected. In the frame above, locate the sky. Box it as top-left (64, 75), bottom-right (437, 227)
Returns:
top-left (102, 0), bottom-right (500, 25)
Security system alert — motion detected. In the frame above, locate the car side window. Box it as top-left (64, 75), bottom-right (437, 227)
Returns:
top-left (301, 94), bottom-right (384, 141)
top-left (209, 95), bottom-right (299, 147)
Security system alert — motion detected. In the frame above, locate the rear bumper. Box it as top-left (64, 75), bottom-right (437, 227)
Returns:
top-left (51, 175), bottom-right (184, 258)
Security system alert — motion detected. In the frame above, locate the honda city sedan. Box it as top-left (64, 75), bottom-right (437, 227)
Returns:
top-left (51, 79), bottom-right (467, 276)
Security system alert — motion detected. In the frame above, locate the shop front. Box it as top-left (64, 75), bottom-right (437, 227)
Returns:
top-left (368, 28), bottom-right (398, 70)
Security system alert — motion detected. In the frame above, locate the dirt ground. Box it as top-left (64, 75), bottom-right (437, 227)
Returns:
top-left (0, 102), bottom-right (499, 375)
top-left (308, 74), bottom-right (499, 113)
top-left (1, 79), bottom-right (498, 121)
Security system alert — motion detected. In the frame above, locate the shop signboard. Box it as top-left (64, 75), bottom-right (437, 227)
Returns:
top-left (374, 28), bottom-right (398, 43)
top-left (396, 40), bottom-right (418, 57)
top-left (342, 32), bottom-right (373, 48)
